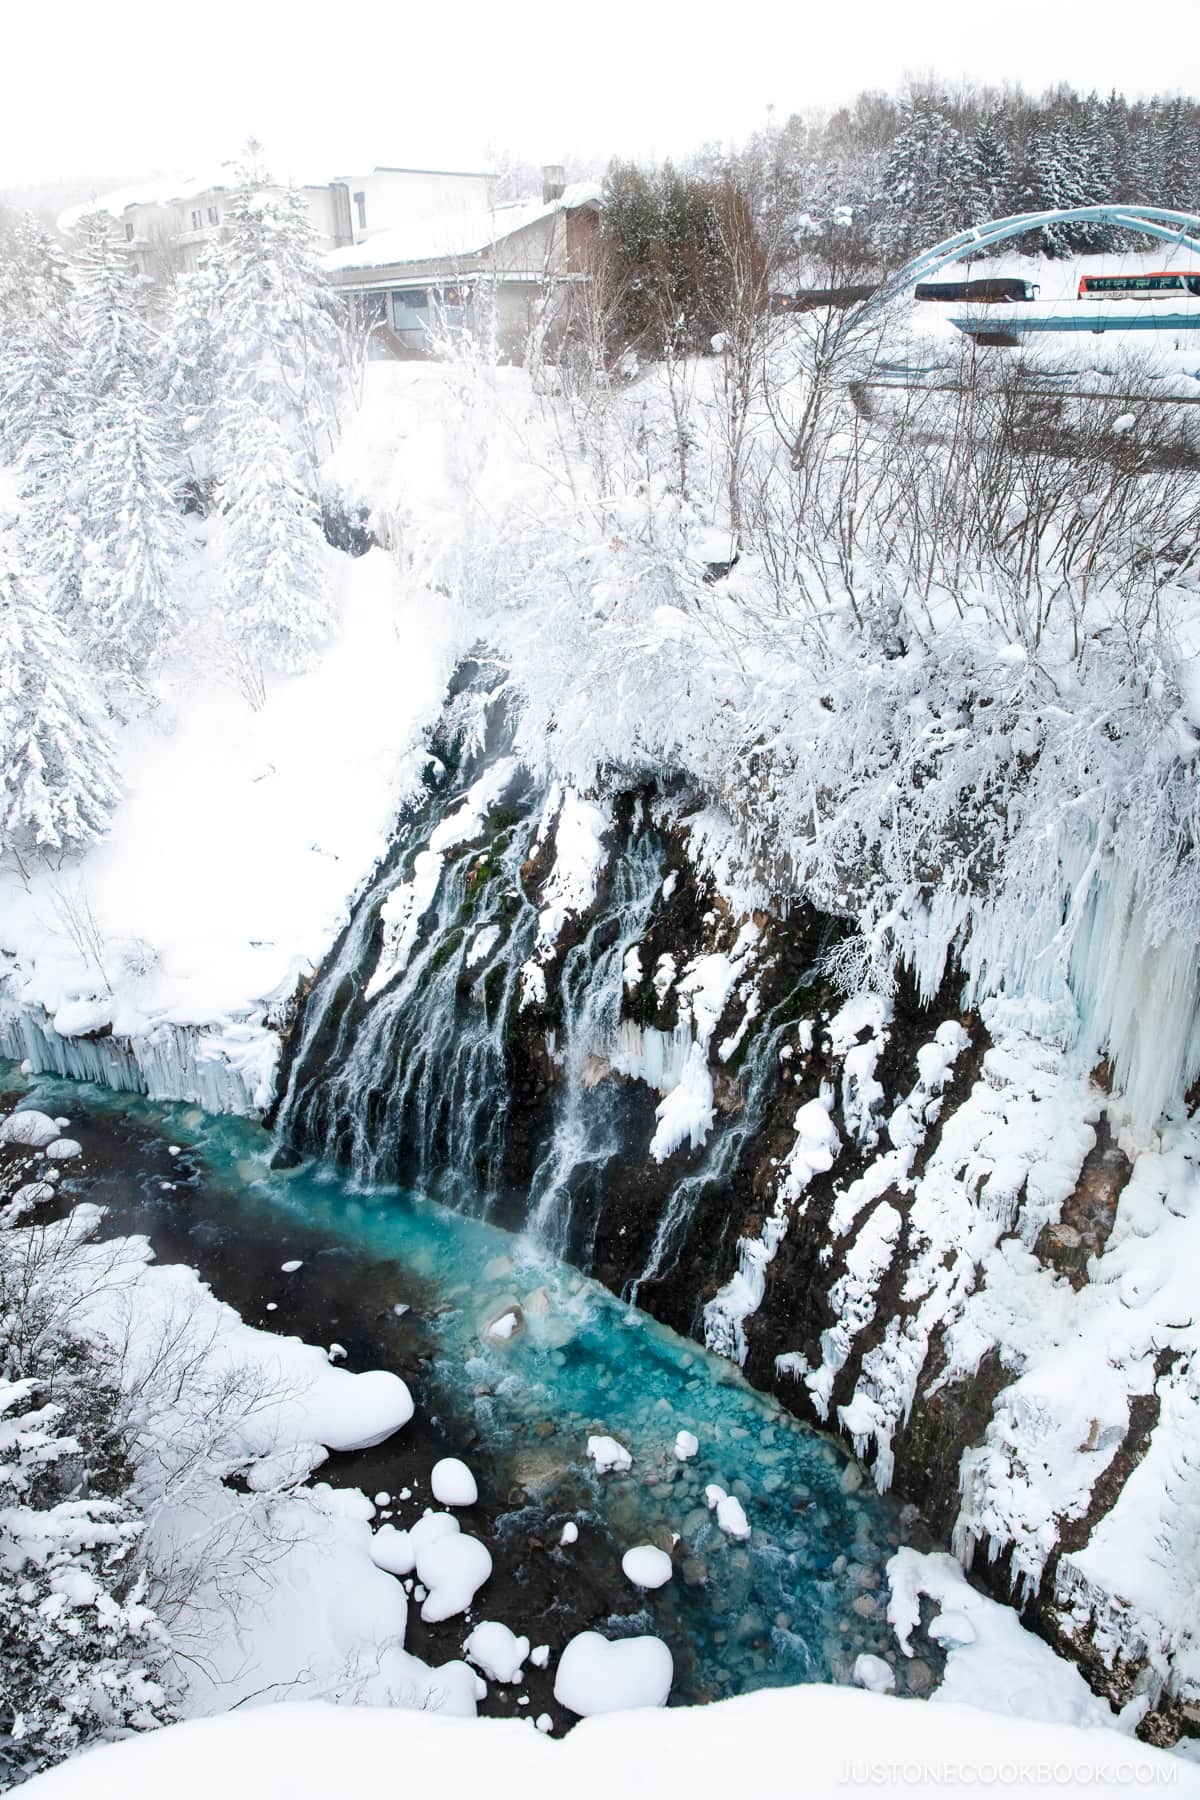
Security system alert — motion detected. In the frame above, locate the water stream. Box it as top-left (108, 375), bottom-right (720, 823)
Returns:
top-left (2, 1062), bottom-right (938, 1712)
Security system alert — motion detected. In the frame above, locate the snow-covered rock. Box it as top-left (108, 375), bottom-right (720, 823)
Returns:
top-left (463, 1621), bottom-right (530, 1684)
top-left (704, 1484), bottom-right (750, 1540)
top-left (416, 1529), bottom-right (493, 1623)
top-left (43, 1137), bottom-right (82, 1160)
top-left (431, 1457), bottom-right (478, 1507)
top-left (852, 1654), bottom-right (895, 1694)
top-left (553, 1631), bottom-right (673, 1716)
top-left (621, 1545), bottom-right (673, 1589)
top-left (587, 1434), bottom-right (632, 1474)
top-left (0, 1108), bottom-right (60, 1148)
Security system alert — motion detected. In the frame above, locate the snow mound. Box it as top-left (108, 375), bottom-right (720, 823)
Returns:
top-left (43, 1137), bottom-right (82, 1160)
top-left (463, 1621), bottom-right (530, 1684)
top-left (621, 1545), bottom-right (673, 1589)
top-left (293, 1367), bottom-right (413, 1452)
top-left (431, 1457), bottom-right (478, 1507)
top-left (587, 1434), bottom-right (632, 1474)
top-left (673, 1429), bottom-right (699, 1461)
top-left (417, 1529), bottom-right (493, 1622)
top-left (0, 1108), bottom-right (60, 1148)
top-left (553, 1631), bottom-right (674, 1716)
top-left (887, 1549), bottom-right (1113, 1729)
top-left (704, 1484), bottom-right (750, 1540)
top-left (852, 1653), bottom-right (895, 1693)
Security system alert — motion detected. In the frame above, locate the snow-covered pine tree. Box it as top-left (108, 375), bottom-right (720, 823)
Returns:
top-left (1161, 97), bottom-right (1200, 213)
top-left (160, 260), bottom-right (222, 502)
top-left (969, 109), bottom-right (1016, 226)
top-left (217, 403), bottom-right (332, 680)
top-left (73, 211), bottom-right (182, 675)
top-left (202, 148), bottom-right (344, 678)
top-left (881, 97), bottom-right (972, 252)
top-left (206, 146), bottom-right (344, 489)
top-left (0, 216), bottom-right (89, 631)
top-left (0, 216), bottom-right (79, 471)
top-left (0, 524), bottom-right (121, 859)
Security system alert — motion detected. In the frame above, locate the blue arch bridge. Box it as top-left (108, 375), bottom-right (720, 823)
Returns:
top-left (878, 205), bottom-right (1200, 340)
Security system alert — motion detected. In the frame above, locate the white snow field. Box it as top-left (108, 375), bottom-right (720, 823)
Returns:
top-left (0, 538), bottom-right (467, 1112)
top-left (19, 1688), bottom-right (1196, 1800)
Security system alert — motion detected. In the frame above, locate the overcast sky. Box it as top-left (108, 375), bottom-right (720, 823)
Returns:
top-left (3, 0), bottom-right (1198, 194)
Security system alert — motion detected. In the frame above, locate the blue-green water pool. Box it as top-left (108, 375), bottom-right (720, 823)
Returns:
top-left (1, 1063), bottom-right (933, 1709)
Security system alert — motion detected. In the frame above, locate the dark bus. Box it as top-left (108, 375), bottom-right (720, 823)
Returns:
top-left (914, 277), bottom-right (1040, 303)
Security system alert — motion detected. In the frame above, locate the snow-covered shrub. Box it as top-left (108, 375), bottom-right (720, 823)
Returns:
top-left (0, 1217), bottom-right (175, 1784)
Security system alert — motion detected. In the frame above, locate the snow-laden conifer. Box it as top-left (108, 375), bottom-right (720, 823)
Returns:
top-left (207, 148), bottom-right (344, 487)
top-left (73, 210), bottom-right (181, 673)
top-left (204, 148), bottom-right (344, 676)
top-left (218, 406), bottom-right (332, 677)
top-left (0, 526), bottom-right (120, 857)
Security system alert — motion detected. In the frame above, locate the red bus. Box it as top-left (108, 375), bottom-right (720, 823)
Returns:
top-left (1078, 271), bottom-right (1200, 299)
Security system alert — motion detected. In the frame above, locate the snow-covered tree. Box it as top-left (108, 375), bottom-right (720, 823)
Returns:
top-left (205, 147), bottom-right (344, 488)
top-left (0, 1378), bottom-right (174, 1782)
top-left (0, 216), bottom-right (78, 472)
top-left (73, 212), bottom-right (182, 674)
top-left (200, 149), bottom-right (344, 677)
top-left (881, 97), bottom-right (974, 251)
top-left (160, 261), bottom-right (223, 498)
top-left (217, 406), bottom-right (332, 679)
top-left (0, 526), bottom-right (120, 859)
top-left (969, 110), bottom-right (1016, 225)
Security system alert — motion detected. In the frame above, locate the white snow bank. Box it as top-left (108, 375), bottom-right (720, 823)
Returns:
top-left (553, 1632), bottom-right (673, 1717)
top-left (22, 1690), bottom-right (1193, 1800)
top-left (431, 1457), bottom-right (479, 1507)
top-left (0, 546), bottom-right (465, 1113)
top-left (888, 1549), bottom-right (1113, 1731)
top-left (21, 1205), bottom-right (460, 1721)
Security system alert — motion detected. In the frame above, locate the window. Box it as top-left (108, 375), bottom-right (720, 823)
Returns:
top-left (391, 287), bottom-right (429, 333)
top-left (354, 190), bottom-right (367, 230)
top-left (207, 206), bottom-right (219, 226)
top-left (190, 209), bottom-right (203, 230)
top-left (125, 222), bottom-right (134, 241)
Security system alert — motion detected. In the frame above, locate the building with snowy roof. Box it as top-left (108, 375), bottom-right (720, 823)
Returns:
top-left (321, 167), bottom-right (601, 360)
top-left (58, 163), bottom-right (495, 282)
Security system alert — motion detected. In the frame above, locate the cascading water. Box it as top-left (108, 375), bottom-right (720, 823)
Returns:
top-left (277, 672), bottom-right (793, 1297)
top-left (627, 992), bottom-right (799, 1308)
top-left (277, 675), bottom-right (545, 1208)
top-left (527, 825), bottom-right (665, 1261)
